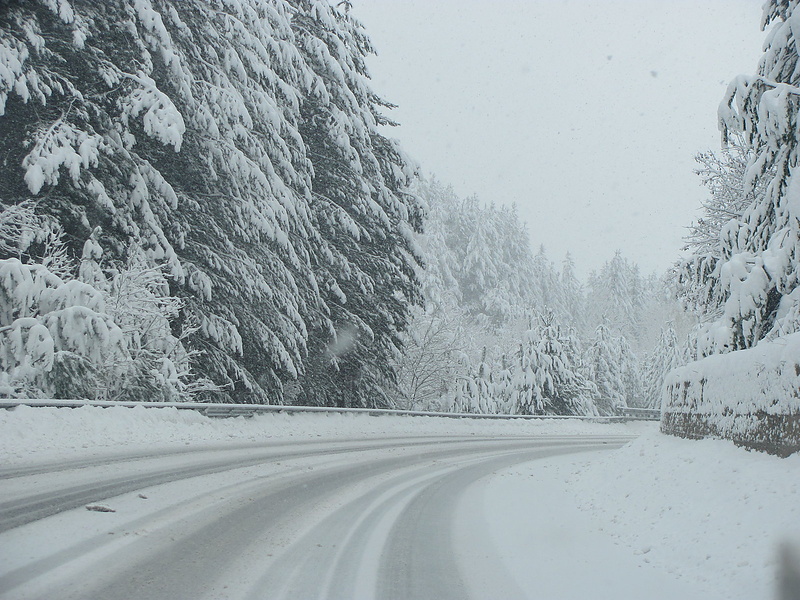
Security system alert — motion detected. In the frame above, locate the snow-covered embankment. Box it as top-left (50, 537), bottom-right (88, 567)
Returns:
top-left (662, 332), bottom-right (800, 455)
top-left (482, 428), bottom-right (800, 599)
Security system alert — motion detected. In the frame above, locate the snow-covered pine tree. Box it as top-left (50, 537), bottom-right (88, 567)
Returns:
top-left (530, 246), bottom-right (562, 316)
top-left (560, 253), bottom-right (588, 334)
top-left (587, 324), bottom-right (629, 415)
top-left (641, 322), bottom-right (683, 410)
top-left (586, 251), bottom-right (644, 348)
top-left (288, 0), bottom-right (423, 408)
top-left (509, 313), bottom-right (597, 416)
top-left (1, 0), bottom-right (318, 401)
top-left (683, 0), bottom-right (800, 351)
top-left (0, 0), bottom-right (422, 405)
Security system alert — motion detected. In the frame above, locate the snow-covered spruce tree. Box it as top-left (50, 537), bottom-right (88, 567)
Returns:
top-left (587, 324), bottom-right (631, 415)
top-left (676, 137), bottom-right (767, 351)
top-left (409, 178), bottom-right (461, 311)
top-left (586, 251), bottom-right (644, 348)
top-left (456, 198), bottom-right (503, 318)
top-left (428, 187), bottom-right (536, 323)
top-left (510, 313), bottom-right (598, 416)
top-left (617, 333), bottom-right (644, 407)
top-left (530, 246), bottom-right (562, 317)
top-left (290, 1), bottom-right (423, 408)
top-left (560, 253), bottom-right (588, 334)
top-left (492, 352), bottom-right (516, 414)
top-left (0, 1), bottom-right (422, 404)
top-left (536, 313), bottom-right (598, 415)
top-left (640, 322), bottom-right (683, 410)
top-left (701, 0), bottom-right (800, 350)
top-left (507, 336), bottom-right (549, 416)
top-left (489, 205), bottom-right (539, 319)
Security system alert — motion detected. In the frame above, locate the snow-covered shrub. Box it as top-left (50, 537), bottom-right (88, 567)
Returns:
top-left (0, 201), bottom-right (39, 258)
top-left (0, 216), bottom-right (213, 401)
top-left (0, 258), bottom-right (127, 398)
top-left (99, 243), bottom-right (217, 402)
top-left (0, 202), bottom-right (74, 279)
top-left (73, 232), bottom-right (218, 402)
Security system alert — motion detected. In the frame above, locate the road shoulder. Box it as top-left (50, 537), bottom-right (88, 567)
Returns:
top-left (455, 449), bottom-right (706, 600)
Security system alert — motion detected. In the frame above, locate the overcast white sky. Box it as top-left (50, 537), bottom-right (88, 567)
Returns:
top-left (352, 0), bottom-right (765, 278)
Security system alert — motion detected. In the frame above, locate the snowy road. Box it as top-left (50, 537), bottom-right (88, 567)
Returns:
top-left (0, 434), bottom-right (630, 599)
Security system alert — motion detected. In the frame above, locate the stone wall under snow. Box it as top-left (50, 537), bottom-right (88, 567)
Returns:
top-left (661, 333), bottom-right (800, 456)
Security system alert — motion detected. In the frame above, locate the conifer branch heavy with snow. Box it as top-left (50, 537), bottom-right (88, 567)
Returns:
top-left (708, 0), bottom-right (800, 349)
top-left (0, 0), bottom-right (422, 405)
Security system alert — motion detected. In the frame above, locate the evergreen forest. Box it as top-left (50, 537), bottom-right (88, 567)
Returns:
top-left (1, 0), bottom-right (798, 416)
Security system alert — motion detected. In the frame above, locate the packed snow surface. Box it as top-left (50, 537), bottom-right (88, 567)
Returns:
top-left (1, 406), bottom-right (798, 599)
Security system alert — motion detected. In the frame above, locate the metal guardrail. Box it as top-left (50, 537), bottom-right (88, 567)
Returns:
top-left (0, 398), bottom-right (657, 422)
top-left (617, 407), bottom-right (661, 421)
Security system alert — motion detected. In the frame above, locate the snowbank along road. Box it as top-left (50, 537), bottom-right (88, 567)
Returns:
top-left (0, 434), bottom-right (631, 599)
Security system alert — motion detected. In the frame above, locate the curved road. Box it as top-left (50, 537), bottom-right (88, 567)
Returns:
top-left (0, 435), bottom-right (631, 599)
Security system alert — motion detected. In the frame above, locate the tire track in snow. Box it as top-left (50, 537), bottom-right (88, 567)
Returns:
top-left (0, 436), bottom-right (631, 599)
top-left (0, 437), bottom-right (546, 532)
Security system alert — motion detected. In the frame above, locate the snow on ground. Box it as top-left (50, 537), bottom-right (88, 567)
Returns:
top-left (2, 405), bottom-right (798, 599)
top-left (480, 428), bottom-right (800, 600)
top-left (0, 404), bottom-right (645, 467)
